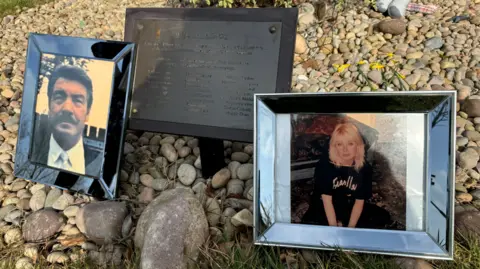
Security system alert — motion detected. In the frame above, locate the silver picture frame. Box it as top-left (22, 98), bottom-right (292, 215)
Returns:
top-left (253, 91), bottom-right (456, 260)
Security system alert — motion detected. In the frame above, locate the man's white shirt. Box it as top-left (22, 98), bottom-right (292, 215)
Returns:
top-left (47, 134), bottom-right (85, 175)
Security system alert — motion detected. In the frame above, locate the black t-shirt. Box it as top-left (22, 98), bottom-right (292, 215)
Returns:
top-left (311, 156), bottom-right (373, 223)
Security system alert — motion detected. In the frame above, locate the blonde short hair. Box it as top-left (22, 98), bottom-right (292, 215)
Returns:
top-left (328, 122), bottom-right (365, 172)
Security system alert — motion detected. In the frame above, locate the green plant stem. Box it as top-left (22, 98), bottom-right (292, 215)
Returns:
top-left (388, 66), bottom-right (409, 91)
top-left (357, 68), bottom-right (375, 91)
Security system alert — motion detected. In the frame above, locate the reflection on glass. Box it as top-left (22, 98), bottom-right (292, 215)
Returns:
top-left (427, 98), bottom-right (452, 250)
top-left (289, 113), bottom-right (408, 231)
top-left (30, 53), bottom-right (113, 181)
top-left (261, 223), bottom-right (446, 256)
top-left (256, 100), bottom-right (276, 234)
top-left (14, 34), bottom-right (135, 200)
top-left (254, 93), bottom-right (455, 259)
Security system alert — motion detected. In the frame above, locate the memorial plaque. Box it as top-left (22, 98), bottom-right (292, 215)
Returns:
top-left (124, 8), bottom-right (298, 142)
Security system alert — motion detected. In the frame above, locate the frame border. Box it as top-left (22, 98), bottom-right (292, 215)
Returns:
top-left (14, 33), bottom-right (136, 200)
top-left (253, 91), bottom-right (457, 260)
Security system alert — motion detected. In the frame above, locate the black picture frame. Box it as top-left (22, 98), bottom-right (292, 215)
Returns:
top-left (14, 33), bottom-right (136, 200)
top-left (124, 7), bottom-right (298, 143)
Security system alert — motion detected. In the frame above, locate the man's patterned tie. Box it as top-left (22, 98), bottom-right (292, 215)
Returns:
top-left (57, 151), bottom-right (71, 170)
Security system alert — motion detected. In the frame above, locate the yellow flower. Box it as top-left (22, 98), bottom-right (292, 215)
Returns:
top-left (334, 64), bottom-right (351, 73)
top-left (357, 60), bottom-right (367, 65)
top-left (370, 62), bottom-right (385, 70)
top-left (386, 52), bottom-right (394, 59)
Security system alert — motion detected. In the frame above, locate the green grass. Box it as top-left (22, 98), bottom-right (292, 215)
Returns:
top-left (432, 232), bottom-right (480, 269)
top-left (0, 240), bottom-right (141, 269)
top-left (0, 230), bottom-right (478, 269)
top-left (197, 242), bottom-right (401, 269)
top-left (0, 0), bottom-right (53, 19)
top-left (195, 230), bottom-right (480, 269)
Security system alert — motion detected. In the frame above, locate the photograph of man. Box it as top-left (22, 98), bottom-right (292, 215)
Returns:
top-left (31, 64), bottom-right (103, 178)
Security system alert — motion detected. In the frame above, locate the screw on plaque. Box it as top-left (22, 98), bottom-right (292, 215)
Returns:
top-left (269, 26), bottom-right (276, 34)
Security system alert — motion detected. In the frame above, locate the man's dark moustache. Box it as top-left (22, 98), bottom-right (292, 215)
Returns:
top-left (54, 113), bottom-right (78, 125)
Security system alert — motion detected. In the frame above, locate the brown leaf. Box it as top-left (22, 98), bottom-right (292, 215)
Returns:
top-left (302, 59), bottom-right (321, 70)
top-left (59, 234), bottom-right (86, 247)
top-left (226, 193), bottom-right (243, 199)
top-left (205, 183), bottom-right (216, 198)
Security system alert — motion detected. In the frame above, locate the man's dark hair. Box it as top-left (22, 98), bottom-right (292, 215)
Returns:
top-left (47, 64), bottom-right (93, 111)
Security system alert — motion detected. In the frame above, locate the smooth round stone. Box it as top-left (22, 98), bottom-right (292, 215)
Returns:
top-left (16, 257), bottom-right (34, 269)
top-left (457, 136), bottom-right (469, 147)
top-left (456, 183), bottom-right (468, 193)
top-left (177, 164), bottom-right (196, 186)
top-left (456, 193), bottom-right (473, 203)
top-left (140, 174), bottom-right (154, 188)
top-left (458, 148), bottom-right (480, 169)
top-left (231, 152), bottom-right (249, 163)
top-left (227, 161), bottom-right (241, 179)
top-left (459, 111), bottom-right (469, 119)
top-left (237, 164), bottom-right (253, 180)
top-left (212, 168), bottom-right (231, 189)
top-left (465, 125), bottom-right (475, 131)
top-left (227, 179), bottom-right (244, 196)
top-left (152, 178), bottom-right (169, 191)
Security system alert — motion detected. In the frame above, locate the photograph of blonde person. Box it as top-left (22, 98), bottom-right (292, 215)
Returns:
top-left (293, 117), bottom-right (404, 230)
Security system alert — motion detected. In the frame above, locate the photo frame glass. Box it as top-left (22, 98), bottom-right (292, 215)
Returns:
top-left (290, 113), bottom-right (409, 232)
top-left (30, 53), bottom-right (115, 179)
top-left (14, 34), bottom-right (136, 200)
top-left (254, 92), bottom-right (456, 260)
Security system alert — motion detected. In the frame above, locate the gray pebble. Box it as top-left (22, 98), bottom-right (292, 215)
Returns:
top-left (237, 163), bottom-right (253, 180)
top-left (458, 148), bottom-right (480, 169)
top-left (231, 152), bottom-right (249, 163)
top-left (177, 163), bottom-right (196, 186)
top-left (227, 179), bottom-right (244, 196)
top-left (457, 136), bottom-right (469, 147)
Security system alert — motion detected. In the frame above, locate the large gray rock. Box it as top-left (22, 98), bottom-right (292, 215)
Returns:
top-left (22, 209), bottom-right (65, 242)
top-left (75, 201), bottom-right (128, 245)
top-left (134, 188), bottom-right (209, 269)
